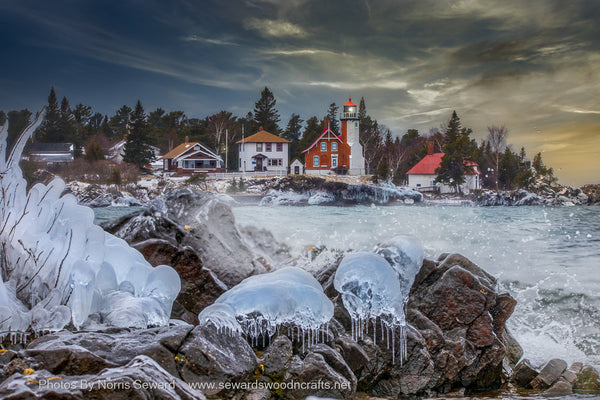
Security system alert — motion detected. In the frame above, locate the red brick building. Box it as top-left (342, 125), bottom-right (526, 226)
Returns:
top-left (302, 119), bottom-right (351, 174)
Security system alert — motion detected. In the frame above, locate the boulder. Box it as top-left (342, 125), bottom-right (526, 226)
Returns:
top-left (0, 356), bottom-right (206, 400)
top-left (176, 325), bottom-right (258, 396)
top-left (511, 359), bottom-right (539, 388)
top-left (544, 380), bottom-right (573, 397)
top-left (262, 336), bottom-right (293, 376)
top-left (530, 359), bottom-right (568, 390)
top-left (573, 364), bottom-right (600, 391)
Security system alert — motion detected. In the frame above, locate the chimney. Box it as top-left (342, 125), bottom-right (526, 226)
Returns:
top-left (185, 136), bottom-right (189, 144)
top-left (259, 126), bottom-right (264, 131)
top-left (322, 118), bottom-right (330, 133)
top-left (427, 141), bottom-right (434, 155)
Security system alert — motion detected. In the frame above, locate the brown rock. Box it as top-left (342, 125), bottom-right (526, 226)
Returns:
top-left (544, 380), bottom-right (573, 397)
top-left (511, 358), bottom-right (539, 388)
top-left (531, 359), bottom-right (568, 390)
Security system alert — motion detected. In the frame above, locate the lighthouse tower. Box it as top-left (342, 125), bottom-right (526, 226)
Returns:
top-left (340, 98), bottom-right (364, 175)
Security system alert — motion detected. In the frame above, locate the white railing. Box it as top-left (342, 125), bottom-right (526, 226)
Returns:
top-left (207, 170), bottom-right (287, 179)
top-left (342, 111), bottom-right (358, 119)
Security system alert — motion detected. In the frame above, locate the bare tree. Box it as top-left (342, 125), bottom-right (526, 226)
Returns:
top-left (207, 111), bottom-right (235, 153)
top-left (487, 125), bottom-right (508, 191)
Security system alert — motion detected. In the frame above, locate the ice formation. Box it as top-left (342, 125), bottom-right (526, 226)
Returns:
top-left (0, 112), bottom-right (180, 341)
top-left (199, 267), bottom-right (333, 350)
top-left (334, 236), bottom-right (424, 364)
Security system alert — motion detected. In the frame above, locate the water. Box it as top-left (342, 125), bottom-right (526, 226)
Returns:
top-left (93, 206), bottom-right (144, 224)
top-left (233, 204), bottom-right (600, 369)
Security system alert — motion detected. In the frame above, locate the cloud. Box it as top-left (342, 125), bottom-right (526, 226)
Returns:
top-left (243, 18), bottom-right (306, 38)
top-left (559, 106), bottom-right (600, 115)
top-left (180, 35), bottom-right (239, 46)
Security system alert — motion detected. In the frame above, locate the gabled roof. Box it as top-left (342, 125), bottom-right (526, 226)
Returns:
top-left (237, 128), bottom-right (290, 144)
top-left (29, 142), bottom-right (74, 153)
top-left (301, 127), bottom-right (343, 154)
top-left (406, 153), bottom-right (480, 175)
top-left (161, 142), bottom-right (221, 161)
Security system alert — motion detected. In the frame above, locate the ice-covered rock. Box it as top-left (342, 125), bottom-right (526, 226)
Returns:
top-left (0, 112), bottom-right (180, 338)
top-left (333, 237), bottom-right (424, 364)
top-left (199, 267), bottom-right (334, 348)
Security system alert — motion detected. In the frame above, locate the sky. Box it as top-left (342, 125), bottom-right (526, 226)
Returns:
top-left (1, 0), bottom-right (599, 185)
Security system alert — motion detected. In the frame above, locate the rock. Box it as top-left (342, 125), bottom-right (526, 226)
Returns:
top-left (262, 336), bottom-right (293, 376)
top-left (502, 328), bottom-right (523, 369)
top-left (177, 324), bottom-right (258, 396)
top-left (285, 349), bottom-right (354, 400)
top-left (333, 336), bottom-right (370, 376)
top-left (511, 359), bottom-right (539, 388)
top-left (573, 364), bottom-right (600, 391)
top-left (544, 380), bottom-right (573, 397)
top-left (530, 359), bottom-right (568, 390)
top-left (0, 355), bottom-right (206, 400)
top-left (245, 387), bottom-right (271, 400)
top-left (568, 361), bottom-right (583, 375)
top-left (561, 369), bottom-right (577, 385)
top-left (25, 324), bottom-right (194, 378)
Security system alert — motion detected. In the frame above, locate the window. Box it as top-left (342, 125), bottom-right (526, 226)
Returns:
top-left (320, 142), bottom-right (327, 151)
top-left (331, 155), bottom-right (338, 167)
top-left (313, 156), bottom-right (319, 167)
top-left (267, 159), bottom-right (282, 166)
top-left (332, 142), bottom-right (338, 151)
top-left (266, 143), bottom-right (272, 152)
top-left (256, 143), bottom-right (262, 152)
top-left (276, 143), bottom-right (283, 152)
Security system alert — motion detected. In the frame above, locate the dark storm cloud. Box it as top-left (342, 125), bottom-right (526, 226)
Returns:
top-left (0, 0), bottom-right (598, 184)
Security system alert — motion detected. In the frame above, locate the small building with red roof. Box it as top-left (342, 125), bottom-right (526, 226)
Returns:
top-left (160, 137), bottom-right (223, 176)
top-left (407, 142), bottom-right (481, 193)
top-left (237, 127), bottom-right (290, 173)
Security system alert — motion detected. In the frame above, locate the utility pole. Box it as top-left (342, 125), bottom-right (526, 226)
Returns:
top-left (225, 128), bottom-right (228, 173)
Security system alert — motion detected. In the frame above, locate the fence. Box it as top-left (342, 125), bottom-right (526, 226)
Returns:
top-left (207, 171), bottom-right (287, 179)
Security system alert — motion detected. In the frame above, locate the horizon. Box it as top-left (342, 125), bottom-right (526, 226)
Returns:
top-left (1, 0), bottom-right (598, 186)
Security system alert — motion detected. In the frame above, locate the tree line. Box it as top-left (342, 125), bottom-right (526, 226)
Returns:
top-left (0, 86), bottom-right (556, 191)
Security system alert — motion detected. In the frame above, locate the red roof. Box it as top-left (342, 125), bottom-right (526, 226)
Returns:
top-left (344, 98), bottom-right (356, 107)
top-left (406, 153), bottom-right (481, 175)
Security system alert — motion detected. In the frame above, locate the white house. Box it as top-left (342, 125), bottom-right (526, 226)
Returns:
top-left (407, 144), bottom-right (481, 193)
top-left (107, 139), bottom-right (160, 166)
top-left (160, 138), bottom-right (223, 176)
top-left (237, 127), bottom-right (290, 174)
top-left (290, 158), bottom-right (304, 175)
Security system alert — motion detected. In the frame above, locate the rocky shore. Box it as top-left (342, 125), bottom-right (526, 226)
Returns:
top-left (64, 174), bottom-right (600, 209)
top-left (1, 189), bottom-right (598, 399)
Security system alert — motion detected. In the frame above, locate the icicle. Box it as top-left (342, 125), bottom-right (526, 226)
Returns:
top-left (373, 318), bottom-right (377, 346)
top-left (391, 325), bottom-right (395, 365)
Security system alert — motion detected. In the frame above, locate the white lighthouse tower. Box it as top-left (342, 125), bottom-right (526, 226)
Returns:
top-left (340, 98), bottom-right (364, 175)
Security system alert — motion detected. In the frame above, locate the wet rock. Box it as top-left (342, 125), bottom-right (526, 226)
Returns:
top-left (561, 369), bottom-right (577, 385)
top-left (544, 380), bottom-right (573, 397)
top-left (25, 324), bottom-right (193, 378)
top-left (177, 325), bottom-right (258, 396)
top-left (262, 336), bottom-right (293, 376)
top-left (244, 387), bottom-right (271, 400)
top-left (285, 349), bottom-right (354, 400)
top-left (530, 358), bottom-right (568, 390)
top-left (0, 356), bottom-right (206, 400)
top-left (573, 364), bottom-right (600, 391)
top-left (511, 359), bottom-right (539, 388)
top-left (501, 328), bottom-right (523, 369)
top-left (333, 336), bottom-right (370, 376)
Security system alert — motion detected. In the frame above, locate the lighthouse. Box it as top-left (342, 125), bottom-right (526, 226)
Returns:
top-left (340, 98), bottom-right (364, 175)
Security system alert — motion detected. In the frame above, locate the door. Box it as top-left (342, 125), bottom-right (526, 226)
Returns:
top-left (331, 155), bottom-right (338, 168)
top-left (294, 166), bottom-right (300, 174)
top-left (256, 157), bottom-right (263, 171)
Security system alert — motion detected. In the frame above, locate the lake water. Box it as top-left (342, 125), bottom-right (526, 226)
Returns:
top-left (233, 204), bottom-right (600, 369)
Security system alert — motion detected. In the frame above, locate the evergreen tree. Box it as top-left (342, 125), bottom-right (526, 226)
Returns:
top-left (358, 97), bottom-right (367, 120)
top-left (123, 100), bottom-right (154, 168)
top-left (58, 97), bottom-right (76, 145)
top-left (498, 147), bottom-right (520, 189)
top-left (297, 116), bottom-right (322, 160)
top-left (36, 87), bottom-right (60, 142)
top-left (253, 87), bottom-right (280, 134)
top-left (283, 113), bottom-right (303, 160)
top-left (108, 105), bottom-right (132, 139)
top-left (435, 111), bottom-right (474, 192)
top-left (325, 103), bottom-right (339, 135)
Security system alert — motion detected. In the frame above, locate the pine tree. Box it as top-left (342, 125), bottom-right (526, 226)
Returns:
top-left (283, 114), bottom-right (303, 160)
top-left (36, 87), bottom-right (60, 142)
top-left (297, 116), bottom-right (322, 159)
top-left (435, 111), bottom-right (474, 192)
top-left (58, 97), bottom-right (76, 145)
top-left (253, 87), bottom-right (280, 134)
top-left (123, 100), bottom-right (155, 169)
top-left (109, 105), bottom-right (132, 139)
top-left (326, 103), bottom-right (339, 135)
top-left (358, 97), bottom-right (367, 120)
